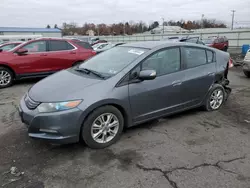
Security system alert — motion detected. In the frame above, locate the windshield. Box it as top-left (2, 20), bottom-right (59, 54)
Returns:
top-left (202, 39), bottom-right (214, 44)
top-left (78, 46), bottom-right (147, 77)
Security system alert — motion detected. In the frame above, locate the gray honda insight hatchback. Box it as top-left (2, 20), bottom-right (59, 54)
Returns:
top-left (19, 41), bottom-right (231, 149)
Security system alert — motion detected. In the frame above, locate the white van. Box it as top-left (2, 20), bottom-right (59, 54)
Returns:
top-left (243, 49), bottom-right (250, 77)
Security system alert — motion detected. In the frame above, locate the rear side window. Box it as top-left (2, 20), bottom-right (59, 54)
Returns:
top-left (184, 47), bottom-right (207, 68)
top-left (219, 38), bottom-right (224, 43)
top-left (74, 41), bottom-right (93, 49)
top-left (206, 50), bottom-right (214, 63)
top-left (49, 40), bottom-right (74, 51)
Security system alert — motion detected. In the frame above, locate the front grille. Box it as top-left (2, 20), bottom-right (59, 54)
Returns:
top-left (25, 95), bottom-right (40, 110)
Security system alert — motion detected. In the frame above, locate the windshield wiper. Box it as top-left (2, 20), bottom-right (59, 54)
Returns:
top-left (75, 68), bottom-right (105, 79)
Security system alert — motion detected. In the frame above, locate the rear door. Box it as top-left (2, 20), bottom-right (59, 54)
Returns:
top-left (129, 47), bottom-right (185, 123)
top-left (47, 40), bottom-right (77, 70)
top-left (180, 47), bottom-right (216, 107)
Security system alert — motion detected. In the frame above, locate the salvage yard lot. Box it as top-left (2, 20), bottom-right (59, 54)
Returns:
top-left (1, 67), bottom-right (250, 188)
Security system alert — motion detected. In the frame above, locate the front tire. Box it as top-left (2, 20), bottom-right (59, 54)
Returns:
top-left (0, 66), bottom-right (14, 89)
top-left (82, 105), bottom-right (124, 149)
top-left (243, 70), bottom-right (250, 78)
top-left (204, 84), bottom-right (225, 111)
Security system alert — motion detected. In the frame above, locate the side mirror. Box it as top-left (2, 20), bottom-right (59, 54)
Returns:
top-left (0, 49), bottom-right (3, 52)
top-left (138, 70), bottom-right (157, 80)
top-left (16, 48), bottom-right (28, 55)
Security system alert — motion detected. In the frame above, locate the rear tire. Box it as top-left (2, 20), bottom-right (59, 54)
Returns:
top-left (82, 105), bottom-right (124, 149)
top-left (203, 84), bottom-right (225, 111)
top-left (223, 46), bottom-right (228, 52)
top-left (0, 66), bottom-right (14, 89)
top-left (243, 70), bottom-right (250, 78)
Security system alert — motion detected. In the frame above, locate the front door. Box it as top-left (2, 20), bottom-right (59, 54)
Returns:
top-left (181, 47), bottom-right (216, 107)
top-left (129, 47), bottom-right (184, 123)
top-left (13, 40), bottom-right (49, 74)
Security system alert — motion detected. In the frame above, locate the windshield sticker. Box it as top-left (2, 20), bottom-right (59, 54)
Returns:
top-left (128, 49), bottom-right (145, 55)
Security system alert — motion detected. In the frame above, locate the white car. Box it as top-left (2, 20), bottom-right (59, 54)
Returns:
top-left (243, 49), bottom-right (250, 77)
top-left (92, 43), bottom-right (108, 51)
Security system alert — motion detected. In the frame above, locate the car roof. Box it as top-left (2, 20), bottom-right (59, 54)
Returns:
top-left (120, 41), bottom-right (208, 50)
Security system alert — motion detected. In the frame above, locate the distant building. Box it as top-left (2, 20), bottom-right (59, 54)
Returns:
top-left (150, 26), bottom-right (189, 34)
top-left (0, 27), bottom-right (62, 37)
top-left (86, 29), bottom-right (95, 36)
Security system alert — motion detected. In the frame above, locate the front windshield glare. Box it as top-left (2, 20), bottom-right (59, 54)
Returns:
top-left (79, 46), bottom-right (147, 76)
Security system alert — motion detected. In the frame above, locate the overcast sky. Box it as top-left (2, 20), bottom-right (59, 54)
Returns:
top-left (1, 0), bottom-right (250, 27)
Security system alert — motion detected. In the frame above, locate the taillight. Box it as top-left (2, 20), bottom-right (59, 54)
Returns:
top-left (229, 58), bottom-right (234, 68)
top-left (91, 50), bottom-right (96, 55)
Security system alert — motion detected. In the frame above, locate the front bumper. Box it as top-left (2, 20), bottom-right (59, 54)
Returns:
top-left (19, 96), bottom-right (83, 144)
top-left (243, 60), bottom-right (250, 71)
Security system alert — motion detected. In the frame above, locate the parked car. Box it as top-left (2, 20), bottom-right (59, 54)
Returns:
top-left (91, 38), bottom-right (108, 46)
top-left (95, 42), bottom-right (125, 53)
top-left (0, 38), bottom-right (96, 88)
top-left (202, 36), bottom-right (229, 51)
top-left (0, 41), bottom-right (23, 52)
top-left (92, 43), bottom-right (109, 51)
top-left (243, 49), bottom-right (250, 77)
top-left (162, 36), bottom-right (204, 45)
top-left (19, 41), bottom-right (232, 149)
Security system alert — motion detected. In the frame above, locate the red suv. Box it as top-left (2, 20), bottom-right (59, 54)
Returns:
top-left (0, 38), bottom-right (96, 88)
top-left (202, 36), bottom-right (229, 51)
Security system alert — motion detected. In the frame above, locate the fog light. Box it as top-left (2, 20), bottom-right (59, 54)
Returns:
top-left (39, 129), bottom-right (57, 133)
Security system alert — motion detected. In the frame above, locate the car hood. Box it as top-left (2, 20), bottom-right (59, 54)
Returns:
top-left (29, 69), bottom-right (103, 102)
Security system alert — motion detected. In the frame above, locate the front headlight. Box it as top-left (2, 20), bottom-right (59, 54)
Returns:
top-left (37, 100), bottom-right (82, 113)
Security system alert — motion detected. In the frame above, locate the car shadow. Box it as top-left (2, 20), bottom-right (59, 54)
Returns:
top-left (14, 78), bottom-right (44, 86)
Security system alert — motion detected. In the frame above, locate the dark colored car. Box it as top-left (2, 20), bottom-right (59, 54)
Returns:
top-left (162, 36), bottom-right (204, 45)
top-left (0, 41), bottom-right (23, 52)
top-left (0, 38), bottom-right (96, 88)
top-left (203, 36), bottom-right (229, 51)
top-left (95, 42), bottom-right (125, 54)
top-left (19, 41), bottom-right (231, 149)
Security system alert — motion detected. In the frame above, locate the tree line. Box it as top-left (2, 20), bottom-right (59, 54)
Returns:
top-left (46, 19), bottom-right (227, 36)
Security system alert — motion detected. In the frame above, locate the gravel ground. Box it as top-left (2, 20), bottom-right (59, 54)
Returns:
top-left (1, 67), bottom-right (250, 188)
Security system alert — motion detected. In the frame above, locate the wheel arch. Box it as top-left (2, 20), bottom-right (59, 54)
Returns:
top-left (0, 63), bottom-right (16, 79)
top-left (78, 101), bottom-right (131, 140)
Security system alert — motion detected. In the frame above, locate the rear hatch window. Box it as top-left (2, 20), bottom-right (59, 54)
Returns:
top-left (74, 41), bottom-right (93, 50)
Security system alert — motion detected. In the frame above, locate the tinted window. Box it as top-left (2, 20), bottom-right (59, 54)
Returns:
top-left (219, 38), bottom-right (224, 43)
top-left (75, 41), bottom-right (93, 49)
top-left (23, 41), bottom-right (46, 52)
top-left (184, 47), bottom-right (207, 68)
top-left (206, 50), bottom-right (214, 63)
top-left (0, 44), bottom-right (16, 51)
top-left (142, 48), bottom-right (181, 76)
top-left (49, 40), bottom-right (74, 51)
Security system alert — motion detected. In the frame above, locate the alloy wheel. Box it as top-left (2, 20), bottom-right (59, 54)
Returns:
top-left (210, 89), bottom-right (224, 110)
top-left (91, 113), bottom-right (119, 144)
top-left (0, 70), bottom-right (11, 86)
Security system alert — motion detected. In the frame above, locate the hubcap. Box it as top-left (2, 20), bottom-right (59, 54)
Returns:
top-left (210, 89), bottom-right (224, 110)
top-left (0, 70), bottom-right (11, 86)
top-left (91, 113), bottom-right (119, 144)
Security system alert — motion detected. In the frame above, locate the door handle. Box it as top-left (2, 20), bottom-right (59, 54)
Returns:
top-left (172, 80), bottom-right (182, 86)
top-left (69, 51), bottom-right (76, 54)
top-left (40, 54), bottom-right (47, 56)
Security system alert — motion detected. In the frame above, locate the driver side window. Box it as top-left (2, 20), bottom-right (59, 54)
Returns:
top-left (141, 47), bottom-right (181, 76)
top-left (22, 41), bottom-right (47, 52)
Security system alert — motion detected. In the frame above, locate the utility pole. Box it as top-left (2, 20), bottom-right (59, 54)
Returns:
top-left (201, 14), bottom-right (204, 29)
top-left (123, 22), bottom-right (126, 35)
top-left (231, 10), bottom-right (236, 30)
top-left (161, 17), bottom-right (165, 34)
